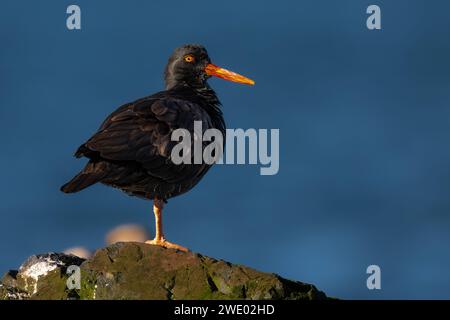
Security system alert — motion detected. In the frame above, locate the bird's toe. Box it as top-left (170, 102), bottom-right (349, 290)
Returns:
top-left (145, 238), bottom-right (190, 252)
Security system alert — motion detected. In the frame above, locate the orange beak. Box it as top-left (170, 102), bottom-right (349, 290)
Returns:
top-left (205, 64), bottom-right (255, 85)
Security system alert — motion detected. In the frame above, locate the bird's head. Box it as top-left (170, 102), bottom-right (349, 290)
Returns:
top-left (164, 44), bottom-right (254, 90)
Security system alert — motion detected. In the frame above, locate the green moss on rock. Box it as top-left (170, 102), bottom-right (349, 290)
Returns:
top-left (1, 242), bottom-right (328, 300)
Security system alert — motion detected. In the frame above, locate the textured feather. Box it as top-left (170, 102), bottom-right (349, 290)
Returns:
top-left (62, 85), bottom-right (225, 200)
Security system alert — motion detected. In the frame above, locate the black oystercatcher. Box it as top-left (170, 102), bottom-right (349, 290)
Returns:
top-left (61, 44), bottom-right (254, 251)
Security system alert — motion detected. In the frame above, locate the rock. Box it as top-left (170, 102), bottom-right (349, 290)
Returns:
top-left (15, 253), bottom-right (85, 300)
top-left (1, 270), bottom-right (29, 301)
top-left (0, 242), bottom-right (327, 300)
top-left (1, 254), bottom-right (85, 300)
top-left (0, 283), bottom-right (29, 300)
top-left (1, 270), bottom-right (18, 288)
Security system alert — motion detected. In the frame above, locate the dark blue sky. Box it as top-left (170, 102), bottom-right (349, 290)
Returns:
top-left (1, 0), bottom-right (450, 299)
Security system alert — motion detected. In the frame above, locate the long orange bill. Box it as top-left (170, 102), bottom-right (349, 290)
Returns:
top-left (205, 63), bottom-right (255, 85)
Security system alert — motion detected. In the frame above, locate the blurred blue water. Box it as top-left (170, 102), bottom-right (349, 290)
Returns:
top-left (1, 0), bottom-right (450, 299)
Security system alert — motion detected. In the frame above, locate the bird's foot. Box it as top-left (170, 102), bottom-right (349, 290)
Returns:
top-left (145, 238), bottom-right (190, 252)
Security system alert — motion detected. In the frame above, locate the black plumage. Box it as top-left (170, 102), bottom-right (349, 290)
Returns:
top-left (61, 44), bottom-right (253, 250)
top-left (61, 45), bottom-right (225, 200)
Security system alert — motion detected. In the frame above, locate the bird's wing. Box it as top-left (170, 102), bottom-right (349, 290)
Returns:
top-left (75, 95), bottom-right (212, 184)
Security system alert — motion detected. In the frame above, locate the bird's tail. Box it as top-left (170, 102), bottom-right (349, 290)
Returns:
top-left (60, 161), bottom-right (109, 193)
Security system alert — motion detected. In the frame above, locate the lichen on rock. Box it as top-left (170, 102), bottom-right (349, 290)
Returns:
top-left (1, 242), bottom-right (327, 300)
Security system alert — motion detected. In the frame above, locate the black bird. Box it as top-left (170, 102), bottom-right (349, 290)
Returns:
top-left (61, 44), bottom-right (254, 251)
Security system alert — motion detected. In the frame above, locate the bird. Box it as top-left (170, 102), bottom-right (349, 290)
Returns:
top-left (61, 44), bottom-right (254, 252)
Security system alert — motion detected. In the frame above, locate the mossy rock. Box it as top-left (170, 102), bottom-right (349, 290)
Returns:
top-left (1, 242), bottom-right (327, 300)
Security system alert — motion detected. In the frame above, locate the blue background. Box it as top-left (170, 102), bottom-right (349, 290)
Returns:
top-left (1, 0), bottom-right (450, 299)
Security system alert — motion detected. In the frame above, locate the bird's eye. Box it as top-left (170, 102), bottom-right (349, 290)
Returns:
top-left (184, 55), bottom-right (195, 63)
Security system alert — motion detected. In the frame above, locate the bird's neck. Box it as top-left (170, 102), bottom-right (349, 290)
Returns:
top-left (169, 82), bottom-right (225, 133)
top-left (192, 83), bottom-right (220, 106)
top-left (193, 84), bottom-right (225, 134)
